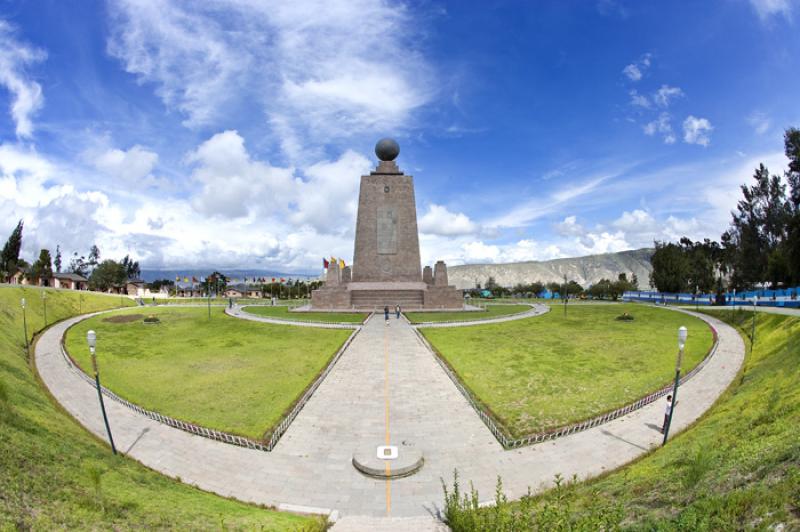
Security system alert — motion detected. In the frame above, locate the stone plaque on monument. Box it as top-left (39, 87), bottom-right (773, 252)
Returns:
top-left (377, 207), bottom-right (398, 255)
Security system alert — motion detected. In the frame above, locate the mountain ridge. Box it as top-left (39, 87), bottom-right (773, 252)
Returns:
top-left (447, 248), bottom-right (654, 289)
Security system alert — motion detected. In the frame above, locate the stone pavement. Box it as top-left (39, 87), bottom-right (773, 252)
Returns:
top-left (34, 307), bottom-right (743, 527)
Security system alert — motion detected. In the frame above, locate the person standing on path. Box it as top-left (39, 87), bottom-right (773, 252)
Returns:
top-left (384, 306), bottom-right (389, 324)
top-left (395, 304), bottom-right (401, 319)
top-left (661, 395), bottom-right (673, 433)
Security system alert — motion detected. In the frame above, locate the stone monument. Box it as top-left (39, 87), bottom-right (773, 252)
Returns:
top-left (311, 139), bottom-right (462, 310)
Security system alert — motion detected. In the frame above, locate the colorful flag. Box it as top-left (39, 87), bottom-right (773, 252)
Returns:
top-left (339, 258), bottom-right (345, 269)
top-left (280, 278), bottom-right (285, 283)
top-left (175, 275), bottom-right (179, 282)
top-left (272, 277), bottom-right (275, 282)
top-left (183, 277), bottom-right (189, 283)
top-left (323, 257), bottom-right (329, 269)
top-left (192, 276), bottom-right (198, 283)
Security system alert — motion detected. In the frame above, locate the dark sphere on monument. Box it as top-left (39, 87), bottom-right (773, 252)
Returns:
top-left (375, 138), bottom-right (400, 161)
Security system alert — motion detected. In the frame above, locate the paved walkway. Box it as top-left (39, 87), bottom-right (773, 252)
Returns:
top-left (227, 305), bottom-right (363, 329)
top-left (680, 305), bottom-right (800, 317)
top-left (413, 303), bottom-right (548, 328)
top-left (34, 307), bottom-right (744, 528)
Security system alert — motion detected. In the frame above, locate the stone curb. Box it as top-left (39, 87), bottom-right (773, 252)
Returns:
top-left (412, 306), bottom-right (720, 449)
top-left (58, 308), bottom-right (362, 452)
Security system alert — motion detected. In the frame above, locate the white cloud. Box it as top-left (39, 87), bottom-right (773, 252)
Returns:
top-left (418, 204), bottom-right (479, 236)
top-left (186, 130), bottom-right (296, 219)
top-left (629, 89), bottom-right (651, 108)
top-left (0, 21), bottom-right (46, 138)
top-left (747, 111), bottom-right (770, 135)
top-left (644, 112), bottom-right (676, 144)
top-left (749, 0), bottom-right (795, 19)
top-left (653, 85), bottom-right (684, 108)
top-left (290, 150), bottom-right (371, 233)
top-left (106, 0), bottom-right (434, 157)
top-left (622, 64), bottom-right (642, 81)
top-left (93, 145), bottom-right (159, 184)
top-left (683, 115), bottom-right (713, 146)
top-left (622, 53), bottom-right (651, 81)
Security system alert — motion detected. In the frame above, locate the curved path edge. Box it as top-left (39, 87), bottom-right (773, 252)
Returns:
top-left (413, 303), bottom-right (548, 328)
top-left (413, 305), bottom-right (722, 449)
top-left (48, 308), bottom-right (361, 453)
top-left (34, 306), bottom-right (744, 521)
top-left (229, 305), bottom-right (365, 329)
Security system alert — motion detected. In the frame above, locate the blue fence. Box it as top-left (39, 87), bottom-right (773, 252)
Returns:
top-left (623, 287), bottom-right (800, 308)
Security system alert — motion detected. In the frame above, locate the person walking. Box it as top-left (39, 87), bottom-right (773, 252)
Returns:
top-left (384, 305), bottom-right (389, 325)
top-left (395, 304), bottom-right (401, 319)
top-left (661, 395), bottom-right (673, 433)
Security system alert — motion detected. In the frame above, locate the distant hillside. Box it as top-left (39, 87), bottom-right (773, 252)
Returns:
top-left (448, 248), bottom-right (654, 289)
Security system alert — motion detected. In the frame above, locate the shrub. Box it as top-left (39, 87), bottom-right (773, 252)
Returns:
top-left (615, 312), bottom-right (634, 321)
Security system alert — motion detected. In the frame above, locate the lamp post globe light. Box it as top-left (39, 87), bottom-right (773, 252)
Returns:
top-left (663, 326), bottom-right (688, 445)
top-left (87, 330), bottom-right (117, 455)
top-left (21, 298), bottom-right (29, 357)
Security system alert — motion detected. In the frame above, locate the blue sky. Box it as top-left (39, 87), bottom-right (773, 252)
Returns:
top-left (0, 0), bottom-right (798, 273)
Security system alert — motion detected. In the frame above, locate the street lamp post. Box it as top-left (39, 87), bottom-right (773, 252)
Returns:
top-left (87, 330), bottom-right (117, 455)
top-left (563, 274), bottom-right (568, 317)
top-left (42, 291), bottom-right (48, 327)
top-left (21, 298), bottom-right (29, 358)
top-left (751, 296), bottom-right (757, 352)
top-left (662, 326), bottom-right (688, 445)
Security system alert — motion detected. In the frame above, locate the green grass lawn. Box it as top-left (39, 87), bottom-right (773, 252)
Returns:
top-left (0, 286), bottom-right (313, 530)
top-left (243, 305), bottom-right (368, 323)
top-left (64, 306), bottom-right (351, 439)
top-left (444, 310), bottom-right (800, 530)
top-left (405, 304), bottom-right (532, 323)
top-left (421, 303), bottom-right (714, 437)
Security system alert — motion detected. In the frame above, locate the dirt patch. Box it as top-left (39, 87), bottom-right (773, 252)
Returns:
top-left (102, 314), bottom-right (144, 324)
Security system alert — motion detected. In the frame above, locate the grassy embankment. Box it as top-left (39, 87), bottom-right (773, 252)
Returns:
top-left (443, 309), bottom-right (800, 530)
top-left (65, 306), bottom-right (351, 439)
top-left (0, 286), bottom-right (314, 529)
top-left (242, 305), bottom-right (368, 323)
top-left (405, 304), bottom-right (532, 324)
top-left (421, 304), bottom-right (714, 436)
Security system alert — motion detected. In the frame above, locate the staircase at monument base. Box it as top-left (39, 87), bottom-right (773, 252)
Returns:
top-left (350, 289), bottom-right (425, 309)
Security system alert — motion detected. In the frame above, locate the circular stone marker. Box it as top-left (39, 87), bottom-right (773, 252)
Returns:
top-left (352, 441), bottom-right (424, 479)
top-left (375, 138), bottom-right (400, 161)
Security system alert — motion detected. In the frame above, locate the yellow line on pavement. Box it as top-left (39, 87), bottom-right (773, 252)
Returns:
top-left (384, 326), bottom-right (391, 516)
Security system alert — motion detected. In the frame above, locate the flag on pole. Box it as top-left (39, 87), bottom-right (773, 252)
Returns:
top-left (339, 258), bottom-right (345, 269)
top-left (323, 258), bottom-right (329, 269)
top-left (175, 275), bottom-right (179, 282)
top-left (183, 277), bottom-right (189, 283)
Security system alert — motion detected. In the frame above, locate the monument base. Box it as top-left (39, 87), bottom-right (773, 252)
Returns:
top-left (311, 281), bottom-right (462, 310)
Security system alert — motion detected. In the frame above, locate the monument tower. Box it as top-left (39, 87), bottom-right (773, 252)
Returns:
top-left (311, 139), bottom-right (462, 309)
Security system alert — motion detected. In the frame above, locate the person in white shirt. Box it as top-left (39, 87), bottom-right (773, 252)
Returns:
top-left (661, 395), bottom-right (673, 433)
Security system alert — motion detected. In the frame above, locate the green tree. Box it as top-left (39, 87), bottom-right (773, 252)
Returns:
top-left (88, 245), bottom-right (100, 270)
top-left (120, 255), bottom-right (140, 279)
top-left (202, 272), bottom-right (228, 295)
top-left (89, 260), bottom-right (127, 292)
top-left (724, 163), bottom-right (790, 288)
top-left (784, 127), bottom-right (800, 284)
top-left (30, 249), bottom-right (54, 285)
top-left (54, 245), bottom-right (62, 273)
top-left (69, 251), bottom-right (88, 277)
top-left (650, 241), bottom-right (690, 293)
top-left (0, 219), bottom-right (24, 281)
